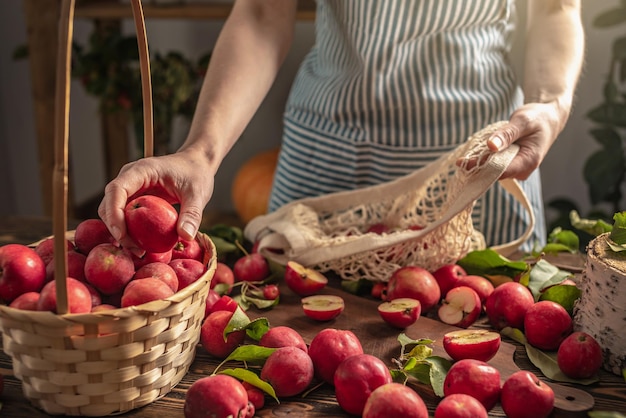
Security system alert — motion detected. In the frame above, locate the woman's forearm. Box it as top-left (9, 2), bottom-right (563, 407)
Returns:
top-left (179, 0), bottom-right (297, 170)
top-left (523, 0), bottom-right (585, 126)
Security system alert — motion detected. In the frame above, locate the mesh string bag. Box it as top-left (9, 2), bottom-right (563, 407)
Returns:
top-left (244, 121), bottom-right (534, 281)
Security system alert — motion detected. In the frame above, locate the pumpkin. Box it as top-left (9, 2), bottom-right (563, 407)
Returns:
top-left (231, 148), bottom-right (280, 224)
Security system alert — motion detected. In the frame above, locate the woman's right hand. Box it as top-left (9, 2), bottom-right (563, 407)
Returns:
top-left (98, 148), bottom-right (216, 254)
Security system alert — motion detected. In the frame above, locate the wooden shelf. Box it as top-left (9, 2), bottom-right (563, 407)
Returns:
top-left (75, 1), bottom-right (317, 21)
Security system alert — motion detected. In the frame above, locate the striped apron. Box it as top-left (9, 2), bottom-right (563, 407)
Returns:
top-left (269, 0), bottom-right (546, 251)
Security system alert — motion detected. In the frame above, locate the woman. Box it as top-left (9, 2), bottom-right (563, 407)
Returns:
top-left (99, 0), bottom-right (584, 254)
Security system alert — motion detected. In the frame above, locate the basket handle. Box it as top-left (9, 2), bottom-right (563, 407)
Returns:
top-left (52, 0), bottom-right (153, 314)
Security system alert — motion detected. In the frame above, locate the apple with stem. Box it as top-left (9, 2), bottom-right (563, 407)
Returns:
top-left (442, 329), bottom-right (501, 362)
top-left (501, 371), bottom-right (554, 418)
top-left (438, 286), bottom-right (482, 328)
top-left (557, 331), bottom-right (603, 379)
top-left (233, 253), bottom-right (270, 283)
top-left (284, 260), bottom-right (328, 296)
top-left (302, 294), bottom-right (344, 321)
top-left (377, 297), bottom-right (421, 328)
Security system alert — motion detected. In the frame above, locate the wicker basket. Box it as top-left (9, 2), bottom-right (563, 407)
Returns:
top-left (0, 0), bottom-right (216, 415)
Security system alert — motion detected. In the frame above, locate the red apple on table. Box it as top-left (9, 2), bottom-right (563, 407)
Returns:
top-left (84, 243), bottom-right (135, 295)
top-left (386, 265), bottom-right (441, 312)
top-left (262, 284), bottom-right (280, 300)
top-left (259, 325), bottom-right (308, 353)
top-left (308, 328), bottom-right (364, 384)
top-left (9, 291), bottom-right (40, 310)
top-left (45, 250), bottom-right (87, 283)
top-left (454, 274), bottom-right (494, 304)
top-left (442, 329), bottom-right (501, 362)
top-left (134, 261), bottom-right (179, 293)
top-left (34, 237), bottom-right (75, 265)
top-left (301, 294), bottom-right (344, 321)
top-left (501, 370), bottom-right (554, 418)
top-left (211, 262), bottom-right (235, 294)
top-left (443, 359), bottom-right (501, 411)
top-left (484, 281), bottom-right (534, 330)
top-left (171, 237), bottom-right (203, 261)
top-left (524, 300), bottom-right (573, 351)
top-left (200, 309), bottom-right (247, 359)
top-left (233, 253), bottom-right (270, 283)
top-left (74, 218), bottom-right (117, 255)
top-left (121, 277), bottom-right (175, 308)
top-left (434, 393), bottom-right (488, 418)
top-left (37, 277), bottom-right (93, 314)
top-left (184, 374), bottom-right (253, 418)
top-left (432, 263), bottom-right (467, 297)
top-left (284, 260), bottom-right (328, 296)
top-left (0, 243), bottom-right (46, 303)
top-left (377, 297), bottom-right (421, 328)
top-left (363, 382), bottom-right (429, 418)
top-left (438, 286), bottom-right (482, 328)
top-left (260, 345), bottom-right (315, 398)
top-left (124, 194), bottom-right (179, 253)
top-left (557, 331), bottom-right (603, 379)
top-left (169, 258), bottom-right (206, 290)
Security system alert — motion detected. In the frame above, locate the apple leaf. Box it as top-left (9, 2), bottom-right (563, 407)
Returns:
top-left (223, 307), bottom-right (270, 341)
top-left (540, 227), bottom-right (580, 255)
top-left (569, 210), bottom-right (613, 236)
top-left (457, 249), bottom-right (528, 278)
top-left (539, 284), bottom-right (581, 315)
top-left (500, 327), bottom-right (600, 385)
top-left (610, 211), bottom-right (626, 245)
top-left (425, 356), bottom-right (452, 398)
top-left (527, 259), bottom-right (574, 302)
top-left (219, 367), bottom-right (279, 402)
top-left (588, 412), bottom-right (626, 418)
top-left (221, 344), bottom-right (276, 364)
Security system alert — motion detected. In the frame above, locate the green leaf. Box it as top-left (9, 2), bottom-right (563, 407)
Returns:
top-left (245, 317), bottom-right (271, 341)
top-left (527, 259), bottom-right (574, 302)
top-left (588, 412), bottom-right (626, 418)
top-left (224, 306), bottom-right (252, 339)
top-left (500, 328), bottom-right (600, 385)
top-left (219, 368), bottom-right (279, 402)
top-left (570, 211), bottom-right (613, 236)
top-left (539, 284), bottom-right (582, 315)
top-left (242, 294), bottom-right (280, 310)
top-left (425, 356), bottom-right (452, 398)
top-left (610, 212), bottom-right (626, 245)
top-left (210, 236), bottom-right (239, 256)
top-left (457, 249), bottom-right (528, 278)
top-left (406, 345), bottom-right (433, 362)
top-left (404, 362), bottom-right (431, 386)
top-left (542, 228), bottom-right (579, 254)
top-left (222, 344), bottom-right (277, 364)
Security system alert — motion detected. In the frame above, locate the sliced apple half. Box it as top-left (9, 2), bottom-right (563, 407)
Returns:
top-left (377, 297), bottom-right (421, 329)
top-left (284, 260), bottom-right (328, 296)
top-left (301, 294), bottom-right (344, 321)
top-left (442, 329), bottom-right (501, 362)
top-left (437, 286), bottom-right (482, 328)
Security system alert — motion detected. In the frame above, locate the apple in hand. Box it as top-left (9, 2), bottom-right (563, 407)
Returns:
top-left (37, 277), bottom-right (93, 314)
top-left (443, 359), bottom-right (501, 411)
top-left (438, 286), bottom-right (482, 328)
top-left (432, 263), bottom-right (467, 297)
top-left (524, 300), bottom-right (573, 351)
top-left (434, 393), bottom-right (488, 418)
top-left (377, 297), bottom-right (421, 328)
top-left (442, 329), bottom-right (501, 362)
top-left (233, 253), bottom-right (270, 283)
top-left (301, 294), bottom-right (344, 321)
top-left (284, 260), bottom-right (328, 296)
top-left (485, 281), bottom-right (534, 330)
top-left (124, 194), bottom-right (179, 253)
top-left (74, 218), bottom-right (117, 255)
top-left (386, 266), bottom-right (441, 312)
top-left (501, 371), bottom-right (554, 418)
top-left (557, 331), bottom-right (603, 379)
top-left (85, 243), bottom-right (135, 295)
top-left (0, 243), bottom-right (46, 303)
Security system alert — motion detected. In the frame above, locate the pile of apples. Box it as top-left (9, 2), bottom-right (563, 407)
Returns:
top-left (0, 195), bottom-right (208, 313)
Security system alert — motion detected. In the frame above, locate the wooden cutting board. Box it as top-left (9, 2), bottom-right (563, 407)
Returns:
top-left (250, 281), bottom-right (595, 416)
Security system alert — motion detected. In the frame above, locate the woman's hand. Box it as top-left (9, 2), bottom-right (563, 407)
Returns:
top-left (98, 148), bottom-right (216, 254)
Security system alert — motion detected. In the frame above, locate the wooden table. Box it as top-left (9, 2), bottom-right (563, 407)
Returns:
top-left (1, 217), bottom-right (625, 417)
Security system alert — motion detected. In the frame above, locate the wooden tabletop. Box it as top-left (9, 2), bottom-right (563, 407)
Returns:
top-left (0, 216), bottom-right (625, 417)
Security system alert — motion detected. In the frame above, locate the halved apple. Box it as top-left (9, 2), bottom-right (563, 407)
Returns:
top-left (284, 261), bottom-right (328, 296)
top-left (377, 297), bottom-right (421, 329)
top-left (442, 329), bottom-right (501, 362)
top-left (437, 286), bottom-right (482, 328)
top-left (301, 294), bottom-right (344, 321)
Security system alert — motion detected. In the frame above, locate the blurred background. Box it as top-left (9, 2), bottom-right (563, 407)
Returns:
top-left (1, 0), bottom-right (624, 231)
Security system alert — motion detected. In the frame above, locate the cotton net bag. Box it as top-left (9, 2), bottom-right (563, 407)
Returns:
top-left (244, 121), bottom-right (534, 281)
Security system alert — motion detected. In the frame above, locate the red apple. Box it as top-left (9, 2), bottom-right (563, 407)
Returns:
top-left (233, 253), bottom-right (270, 283)
top-left (131, 249), bottom-right (173, 270)
top-left (45, 250), bottom-right (87, 283)
top-left (434, 393), bottom-right (488, 418)
top-left (438, 286), bottom-right (482, 328)
top-left (204, 289), bottom-right (221, 318)
top-left (501, 371), bottom-right (554, 418)
top-left (454, 275), bottom-right (494, 304)
top-left (557, 331), bottom-right (603, 379)
top-left (0, 243), bottom-right (46, 303)
top-left (211, 262), bottom-right (235, 294)
top-left (259, 326), bottom-right (308, 353)
top-left (308, 328), bottom-right (364, 384)
top-left (200, 309), bottom-right (247, 359)
top-left (209, 294), bottom-right (240, 314)
top-left (172, 237), bottom-right (203, 261)
top-left (262, 284), bottom-right (280, 300)
top-left (386, 266), bottom-right (441, 312)
top-left (377, 297), bottom-right (421, 328)
top-left (169, 258), bottom-right (206, 290)
top-left (37, 277), bottom-right (93, 314)
top-left (484, 281), bottom-right (534, 330)
top-left (74, 218), bottom-right (117, 255)
top-left (371, 282), bottom-right (387, 300)
top-left (124, 194), bottom-right (179, 253)
top-left (524, 300), bottom-right (573, 351)
top-left (260, 346), bottom-right (314, 398)
top-left (363, 382), bottom-right (428, 418)
top-left (432, 264), bottom-right (467, 297)
top-left (84, 243), bottom-right (135, 295)
top-left (121, 277), bottom-right (175, 308)
top-left (301, 294), bottom-right (344, 321)
top-left (442, 329), bottom-right (501, 362)
top-left (34, 237), bottom-right (75, 265)
top-left (184, 375), bottom-right (252, 418)
top-left (443, 359), bottom-right (501, 411)
top-left (284, 260), bottom-right (328, 296)
top-left (134, 261), bottom-right (179, 293)
top-left (9, 291), bottom-right (40, 310)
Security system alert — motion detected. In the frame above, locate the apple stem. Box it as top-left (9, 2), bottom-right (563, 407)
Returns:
top-left (234, 240), bottom-right (249, 256)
